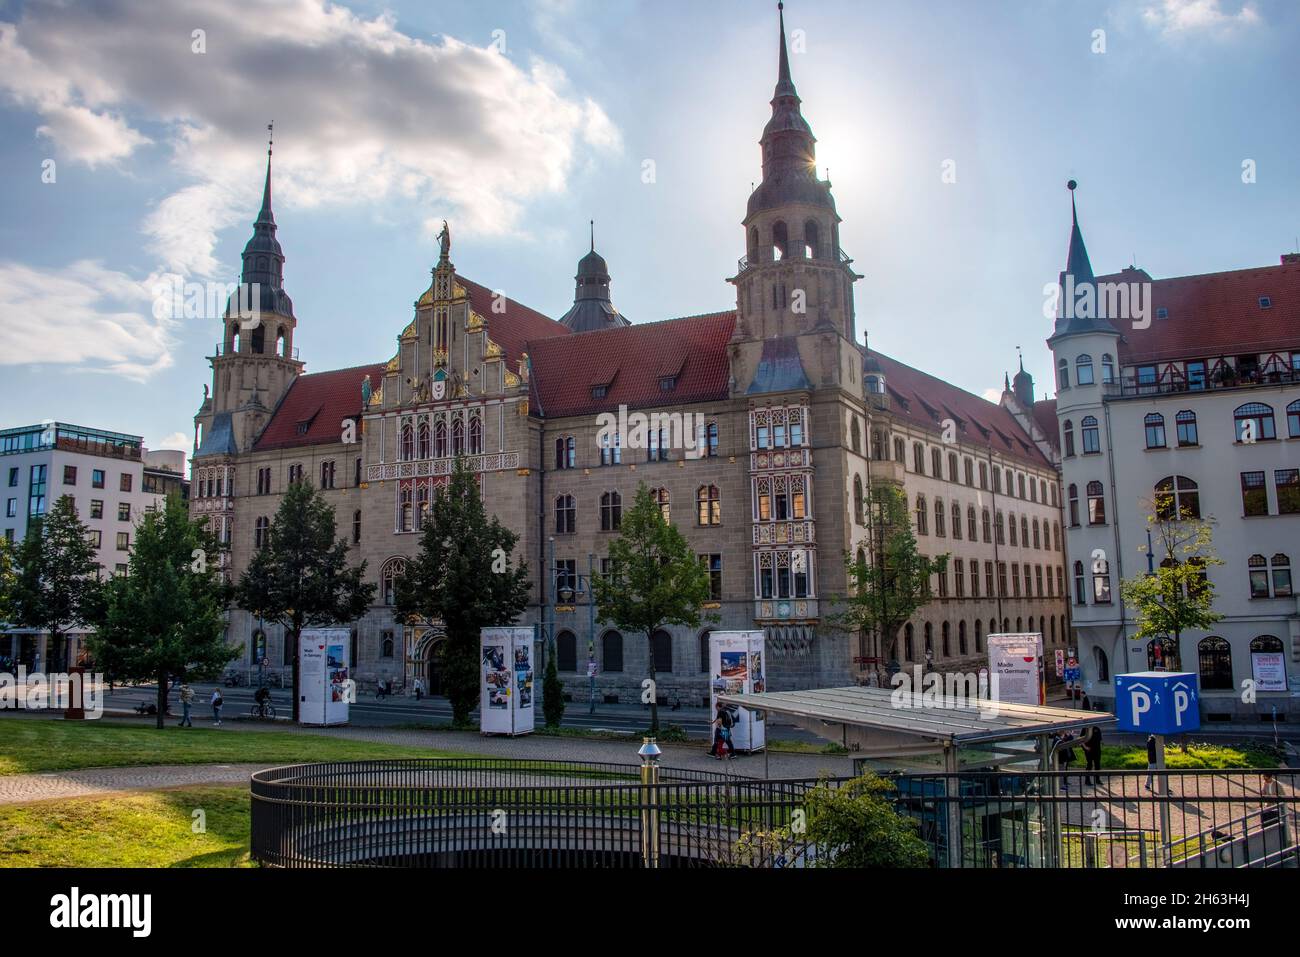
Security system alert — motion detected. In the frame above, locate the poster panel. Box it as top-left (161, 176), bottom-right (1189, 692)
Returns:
top-left (987, 633), bottom-right (1045, 707)
top-left (709, 630), bottom-right (766, 752)
top-left (1251, 652), bottom-right (1288, 693)
top-left (481, 627), bottom-right (535, 735)
top-left (300, 628), bottom-right (351, 726)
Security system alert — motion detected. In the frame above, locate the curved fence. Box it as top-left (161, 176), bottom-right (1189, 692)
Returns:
top-left (250, 759), bottom-right (1299, 869)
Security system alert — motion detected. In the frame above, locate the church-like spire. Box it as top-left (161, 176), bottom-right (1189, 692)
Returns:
top-left (775, 2), bottom-right (796, 99)
top-left (1064, 179), bottom-right (1093, 284)
top-left (232, 124), bottom-right (293, 321)
top-left (1050, 179), bottom-right (1116, 339)
top-left (255, 123), bottom-right (275, 227)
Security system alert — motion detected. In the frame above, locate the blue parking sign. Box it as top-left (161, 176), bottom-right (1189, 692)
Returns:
top-left (1113, 672), bottom-right (1200, 734)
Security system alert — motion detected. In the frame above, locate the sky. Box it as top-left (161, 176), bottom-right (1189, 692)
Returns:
top-left (0, 0), bottom-right (1296, 465)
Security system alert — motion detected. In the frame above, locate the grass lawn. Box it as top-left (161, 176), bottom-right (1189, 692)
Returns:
top-left (0, 720), bottom-right (463, 775)
top-left (0, 785), bottom-right (251, 868)
top-left (1101, 741), bottom-right (1280, 770)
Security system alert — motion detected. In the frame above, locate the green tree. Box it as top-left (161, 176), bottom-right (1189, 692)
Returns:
top-left (395, 459), bottom-right (530, 725)
top-left (235, 482), bottom-right (375, 721)
top-left (87, 495), bottom-right (235, 728)
top-left (0, 535), bottom-right (16, 627)
top-left (592, 483), bottom-right (713, 734)
top-left (10, 494), bottom-right (102, 673)
top-left (1119, 495), bottom-right (1224, 661)
top-left (735, 773), bottom-right (930, 868)
top-left (834, 484), bottom-right (948, 670)
top-left (542, 648), bottom-right (565, 728)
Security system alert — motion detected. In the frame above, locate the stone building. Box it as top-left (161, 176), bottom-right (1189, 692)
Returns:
top-left (1047, 185), bottom-right (1300, 719)
top-left (190, 8), bottom-right (1068, 704)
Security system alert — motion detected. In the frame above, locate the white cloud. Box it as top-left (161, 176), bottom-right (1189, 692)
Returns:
top-left (981, 388), bottom-right (1004, 404)
top-left (156, 432), bottom-right (191, 450)
top-left (0, 260), bottom-right (175, 380)
top-left (1141, 0), bottom-right (1261, 35)
top-left (0, 0), bottom-right (622, 377)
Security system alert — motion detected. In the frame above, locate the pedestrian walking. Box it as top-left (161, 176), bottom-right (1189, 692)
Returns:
top-left (1082, 725), bottom-right (1103, 787)
top-left (211, 688), bottom-right (224, 726)
top-left (1144, 734), bottom-right (1158, 791)
top-left (1057, 731), bottom-right (1077, 793)
top-left (178, 683), bottom-right (194, 727)
top-left (414, 676), bottom-right (424, 701)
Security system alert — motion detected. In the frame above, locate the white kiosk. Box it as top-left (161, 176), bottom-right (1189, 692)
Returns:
top-left (986, 633), bottom-right (1046, 707)
top-left (299, 628), bottom-right (351, 726)
top-left (480, 626), bottom-right (535, 736)
top-left (708, 630), bottom-right (766, 752)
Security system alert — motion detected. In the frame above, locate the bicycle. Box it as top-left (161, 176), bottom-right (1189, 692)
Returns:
top-left (249, 701), bottom-right (277, 720)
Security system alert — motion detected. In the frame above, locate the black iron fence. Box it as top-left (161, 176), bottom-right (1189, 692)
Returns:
top-left (249, 758), bottom-right (1298, 869)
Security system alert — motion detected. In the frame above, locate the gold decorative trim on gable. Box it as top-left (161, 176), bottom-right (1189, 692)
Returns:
top-left (466, 311), bottom-right (484, 331)
top-left (368, 384), bottom-right (384, 407)
top-left (385, 354), bottom-right (400, 372)
top-left (485, 338), bottom-right (503, 359)
top-left (504, 370), bottom-right (520, 388)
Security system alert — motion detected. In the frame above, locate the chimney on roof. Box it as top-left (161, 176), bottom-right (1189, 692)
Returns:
top-left (1282, 253), bottom-right (1300, 265)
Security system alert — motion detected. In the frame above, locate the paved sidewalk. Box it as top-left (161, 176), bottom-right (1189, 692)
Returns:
top-left (0, 763), bottom-right (267, 805)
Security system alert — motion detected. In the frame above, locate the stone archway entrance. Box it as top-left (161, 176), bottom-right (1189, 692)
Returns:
top-left (409, 626), bottom-right (448, 696)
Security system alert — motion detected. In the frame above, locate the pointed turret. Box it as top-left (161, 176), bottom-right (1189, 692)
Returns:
top-left (231, 127), bottom-right (294, 322)
top-left (1049, 180), bottom-right (1116, 341)
top-left (1013, 354), bottom-right (1034, 407)
top-left (558, 221), bottom-right (630, 332)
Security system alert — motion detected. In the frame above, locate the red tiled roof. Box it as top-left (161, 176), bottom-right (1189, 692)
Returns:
top-left (254, 362), bottom-right (386, 452)
top-left (1031, 398), bottom-right (1059, 451)
top-left (869, 351), bottom-right (1052, 469)
top-left (1098, 260), bottom-right (1300, 366)
top-left (458, 277), bottom-right (569, 365)
top-left (527, 312), bottom-right (736, 418)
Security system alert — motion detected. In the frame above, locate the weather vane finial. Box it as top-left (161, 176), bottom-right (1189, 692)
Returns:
top-left (267, 122), bottom-right (273, 156)
top-left (590, 218), bottom-right (594, 252)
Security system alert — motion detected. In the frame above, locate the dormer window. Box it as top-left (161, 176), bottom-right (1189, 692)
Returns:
top-left (1155, 307), bottom-right (1168, 319)
top-left (659, 376), bottom-right (677, 392)
top-left (591, 385), bottom-right (608, 399)
top-left (1259, 296), bottom-right (1272, 309)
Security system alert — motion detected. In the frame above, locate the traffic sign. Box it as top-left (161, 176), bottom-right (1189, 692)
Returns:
top-left (1114, 672), bottom-right (1200, 734)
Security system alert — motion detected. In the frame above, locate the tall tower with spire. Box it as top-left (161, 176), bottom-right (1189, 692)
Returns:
top-left (729, 2), bottom-right (861, 394)
top-left (194, 127), bottom-right (304, 459)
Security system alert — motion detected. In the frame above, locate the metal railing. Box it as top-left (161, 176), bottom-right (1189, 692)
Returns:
top-left (249, 759), bottom-right (1298, 869)
top-left (1109, 366), bottom-right (1300, 398)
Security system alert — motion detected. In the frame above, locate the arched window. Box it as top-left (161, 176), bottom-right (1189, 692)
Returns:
top-left (1017, 473), bottom-right (1026, 499)
top-left (651, 630), bottom-right (673, 674)
top-left (555, 494), bottom-right (575, 534)
top-left (771, 220), bottom-right (789, 260)
top-left (381, 557), bottom-right (407, 606)
top-left (602, 631), bottom-right (624, 672)
top-left (1073, 561), bottom-right (1086, 605)
top-left (804, 219), bottom-right (820, 259)
top-left (1053, 521), bottom-right (1061, 551)
top-left (1234, 402), bottom-right (1276, 441)
top-left (451, 419), bottom-right (465, 456)
top-left (1057, 357), bottom-right (1070, 390)
top-left (399, 485), bottom-right (414, 531)
top-left (967, 505), bottom-right (977, 541)
top-left (923, 622), bottom-right (933, 659)
top-left (853, 475), bottom-right (864, 525)
top-left (468, 415), bottom-right (483, 455)
top-left (1101, 353), bottom-right (1115, 384)
top-left (352, 509), bottom-right (361, 544)
top-left (994, 510), bottom-right (1005, 545)
top-left (981, 507), bottom-right (991, 543)
top-left (941, 621), bottom-right (951, 658)
top-left (229, 324), bottom-right (241, 353)
top-left (934, 497), bottom-right (945, 537)
top-left (871, 429), bottom-right (885, 460)
top-left (556, 630), bottom-right (578, 673)
top-left (1094, 646), bottom-right (1110, 682)
top-left (1251, 635), bottom-right (1283, 654)
top-left (904, 623), bottom-right (914, 662)
top-left (974, 619), bottom-right (983, 653)
top-left (1092, 555), bottom-right (1112, 603)
top-left (651, 487), bottom-right (670, 523)
top-left (748, 226), bottom-right (759, 256)
top-left (1081, 416), bottom-right (1100, 453)
top-left (1016, 617), bottom-right (1023, 632)
top-left (850, 418), bottom-right (861, 454)
top-left (1155, 476), bottom-right (1200, 520)
top-left (1288, 399), bottom-right (1300, 438)
top-left (254, 515), bottom-right (269, 549)
top-left (951, 502), bottom-right (962, 540)
top-left (251, 324), bottom-right (265, 354)
top-left (1147, 636), bottom-right (1180, 671)
top-left (958, 621), bottom-right (967, 655)
top-left (435, 420), bottom-right (448, 458)
top-left (1062, 420), bottom-right (1075, 457)
top-left (698, 631), bottom-right (712, 672)
top-left (1086, 481), bottom-right (1106, 524)
top-left (417, 420), bottom-right (431, 459)
top-left (1049, 616), bottom-right (1056, 642)
top-left (400, 422), bottom-right (414, 461)
top-left (601, 491), bottom-right (622, 531)
top-left (931, 447), bottom-right (942, 478)
top-left (1032, 518), bottom-right (1041, 549)
top-left (696, 485), bottom-right (720, 526)
top-left (1076, 354), bottom-right (1094, 385)
top-left (1272, 554), bottom-right (1293, 597)
top-left (1198, 637), bottom-right (1232, 690)
top-left (915, 494), bottom-right (928, 535)
top-left (893, 436), bottom-right (905, 462)
top-left (948, 453), bottom-right (959, 482)
top-left (1068, 483), bottom-right (1080, 526)
top-left (964, 458), bottom-right (974, 486)
top-left (1021, 516), bottom-right (1029, 546)
top-left (1144, 413), bottom-right (1166, 448)
top-left (381, 633), bottom-right (395, 658)
top-left (1008, 511), bottom-right (1017, 545)
top-left (913, 443), bottom-right (925, 474)
top-left (275, 327), bottom-right (286, 358)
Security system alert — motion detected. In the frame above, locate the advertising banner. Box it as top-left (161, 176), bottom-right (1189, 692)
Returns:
top-left (986, 633), bottom-right (1045, 707)
top-left (708, 631), bottom-right (766, 752)
top-left (299, 628), bottom-right (351, 726)
top-left (480, 627), bottom-right (535, 736)
top-left (1250, 652), bottom-right (1288, 693)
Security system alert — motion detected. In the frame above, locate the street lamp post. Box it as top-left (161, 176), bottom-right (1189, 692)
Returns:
top-left (638, 737), bottom-right (662, 868)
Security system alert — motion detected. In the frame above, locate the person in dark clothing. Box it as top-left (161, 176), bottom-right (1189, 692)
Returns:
top-left (1057, 732), bottom-right (1077, 794)
top-left (1145, 734), bottom-right (1158, 791)
top-left (709, 702), bottom-right (736, 759)
top-left (1082, 725), bottom-right (1103, 787)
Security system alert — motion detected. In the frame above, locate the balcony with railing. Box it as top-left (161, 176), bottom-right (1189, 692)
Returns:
top-left (736, 247), bottom-right (853, 276)
top-left (1108, 365), bottom-right (1300, 399)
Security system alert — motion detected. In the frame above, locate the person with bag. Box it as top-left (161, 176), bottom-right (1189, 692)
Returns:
top-left (211, 688), bottom-right (224, 726)
top-left (178, 683), bottom-right (194, 727)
